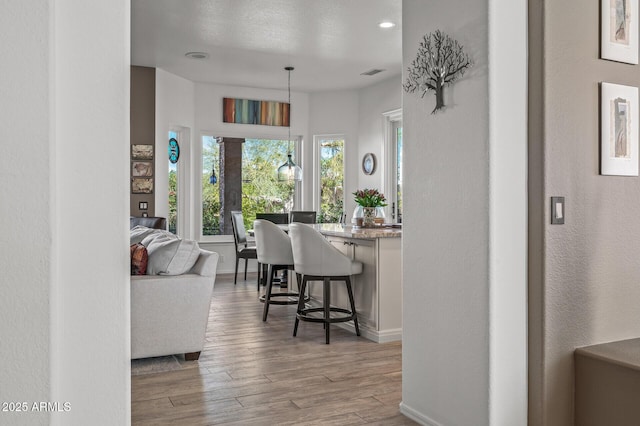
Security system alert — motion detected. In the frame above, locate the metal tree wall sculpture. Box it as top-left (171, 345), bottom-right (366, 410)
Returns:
top-left (404, 30), bottom-right (473, 114)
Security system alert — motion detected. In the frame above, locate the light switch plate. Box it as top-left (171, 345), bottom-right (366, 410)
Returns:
top-left (551, 197), bottom-right (565, 225)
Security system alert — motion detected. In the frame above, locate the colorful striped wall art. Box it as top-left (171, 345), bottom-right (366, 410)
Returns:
top-left (223, 98), bottom-right (290, 127)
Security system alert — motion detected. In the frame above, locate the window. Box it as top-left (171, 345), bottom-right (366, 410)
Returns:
top-left (201, 136), bottom-right (299, 236)
top-left (394, 123), bottom-right (403, 223)
top-left (383, 109), bottom-right (402, 223)
top-left (202, 136), bottom-right (220, 236)
top-left (168, 131), bottom-right (178, 234)
top-left (314, 136), bottom-right (344, 223)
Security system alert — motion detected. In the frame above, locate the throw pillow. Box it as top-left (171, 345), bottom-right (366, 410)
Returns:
top-left (130, 243), bottom-right (148, 275)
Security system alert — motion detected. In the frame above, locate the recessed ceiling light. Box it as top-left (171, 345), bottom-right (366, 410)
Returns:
top-left (185, 52), bottom-right (209, 59)
top-left (379, 21), bottom-right (396, 29)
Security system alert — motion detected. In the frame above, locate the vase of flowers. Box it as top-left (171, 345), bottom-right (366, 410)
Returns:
top-left (353, 189), bottom-right (387, 227)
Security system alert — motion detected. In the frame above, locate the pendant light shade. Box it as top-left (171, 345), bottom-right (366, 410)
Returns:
top-left (277, 66), bottom-right (302, 181)
top-left (277, 153), bottom-right (303, 181)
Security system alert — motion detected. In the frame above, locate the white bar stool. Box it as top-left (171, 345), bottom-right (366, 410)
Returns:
top-left (253, 219), bottom-right (307, 322)
top-left (288, 223), bottom-right (362, 344)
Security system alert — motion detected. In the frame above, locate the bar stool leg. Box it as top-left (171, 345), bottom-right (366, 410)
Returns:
top-left (345, 277), bottom-right (360, 336)
top-left (324, 277), bottom-right (331, 344)
top-left (293, 276), bottom-right (308, 337)
top-left (262, 264), bottom-right (275, 322)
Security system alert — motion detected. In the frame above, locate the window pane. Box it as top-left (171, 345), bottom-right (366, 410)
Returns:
top-left (168, 131), bottom-right (178, 234)
top-left (202, 136), bottom-right (220, 236)
top-left (319, 138), bottom-right (344, 223)
top-left (242, 139), bottom-right (294, 230)
top-left (396, 127), bottom-right (403, 223)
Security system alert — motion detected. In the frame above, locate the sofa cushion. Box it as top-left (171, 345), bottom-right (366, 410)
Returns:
top-left (130, 243), bottom-right (148, 275)
top-left (130, 225), bottom-right (160, 245)
top-left (144, 233), bottom-right (200, 276)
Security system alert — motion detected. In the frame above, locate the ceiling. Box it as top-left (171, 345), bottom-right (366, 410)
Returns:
top-left (131, 0), bottom-right (402, 93)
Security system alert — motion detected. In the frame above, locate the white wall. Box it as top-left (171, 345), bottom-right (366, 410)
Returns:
top-left (1, 2), bottom-right (52, 424)
top-left (308, 89), bottom-right (360, 218)
top-left (307, 78), bottom-right (401, 221)
top-left (52, 1), bottom-right (131, 424)
top-left (155, 69), bottom-right (196, 238)
top-left (2, 1), bottom-right (131, 425)
top-left (358, 77), bottom-right (402, 191)
top-left (400, 0), bottom-right (527, 425)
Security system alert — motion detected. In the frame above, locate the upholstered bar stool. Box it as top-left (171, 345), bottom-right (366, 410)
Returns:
top-left (289, 210), bottom-right (316, 224)
top-left (289, 223), bottom-right (362, 344)
top-left (253, 219), bottom-right (307, 322)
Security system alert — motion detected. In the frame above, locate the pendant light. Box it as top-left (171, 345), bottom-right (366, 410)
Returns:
top-left (277, 66), bottom-right (302, 181)
top-left (209, 166), bottom-right (217, 184)
top-left (209, 136), bottom-right (220, 184)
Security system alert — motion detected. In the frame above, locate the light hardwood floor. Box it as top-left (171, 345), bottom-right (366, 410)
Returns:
top-left (131, 272), bottom-right (416, 425)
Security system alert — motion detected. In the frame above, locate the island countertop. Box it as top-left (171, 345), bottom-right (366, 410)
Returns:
top-left (311, 223), bottom-right (402, 239)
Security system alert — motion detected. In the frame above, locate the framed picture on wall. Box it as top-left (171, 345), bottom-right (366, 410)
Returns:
top-left (600, 82), bottom-right (639, 176)
top-left (601, 0), bottom-right (639, 64)
top-left (132, 161), bottom-right (153, 177)
top-left (131, 178), bottom-right (154, 194)
top-left (131, 144), bottom-right (154, 160)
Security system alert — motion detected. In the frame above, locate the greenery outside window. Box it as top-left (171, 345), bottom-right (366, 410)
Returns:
top-left (201, 136), bottom-right (299, 236)
top-left (314, 136), bottom-right (344, 223)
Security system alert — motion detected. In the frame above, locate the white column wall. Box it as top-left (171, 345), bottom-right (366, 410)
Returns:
top-left (400, 0), bottom-right (527, 425)
top-left (154, 69), bottom-right (196, 237)
top-left (488, 0), bottom-right (528, 423)
top-left (51, 1), bottom-right (131, 425)
top-left (0, 2), bottom-right (53, 424)
top-left (2, 1), bottom-right (131, 425)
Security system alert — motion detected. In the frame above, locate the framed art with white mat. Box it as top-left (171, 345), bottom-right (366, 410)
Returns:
top-left (601, 0), bottom-right (639, 64)
top-left (600, 82), bottom-right (639, 176)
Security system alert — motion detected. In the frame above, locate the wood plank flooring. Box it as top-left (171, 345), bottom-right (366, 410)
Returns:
top-left (131, 272), bottom-right (416, 425)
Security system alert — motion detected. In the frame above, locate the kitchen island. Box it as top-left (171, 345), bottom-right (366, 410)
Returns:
top-left (309, 223), bottom-right (402, 343)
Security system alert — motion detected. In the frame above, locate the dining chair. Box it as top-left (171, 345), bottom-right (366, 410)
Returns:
top-left (289, 223), bottom-right (362, 344)
top-left (253, 219), bottom-right (307, 321)
top-left (289, 210), bottom-right (317, 224)
top-left (230, 210), bottom-right (259, 286)
top-left (255, 212), bottom-right (289, 224)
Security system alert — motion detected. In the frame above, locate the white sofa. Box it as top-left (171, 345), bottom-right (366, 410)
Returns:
top-left (130, 227), bottom-right (219, 360)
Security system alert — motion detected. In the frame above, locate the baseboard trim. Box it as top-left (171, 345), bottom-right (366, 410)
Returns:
top-left (335, 322), bottom-right (402, 343)
top-left (399, 402), bottom-right (443, 426)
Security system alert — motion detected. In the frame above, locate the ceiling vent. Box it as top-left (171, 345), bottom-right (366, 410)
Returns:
top-left (360, 68), bottom-right (385, 76)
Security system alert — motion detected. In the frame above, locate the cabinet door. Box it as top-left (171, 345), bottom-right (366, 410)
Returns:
top-left (350, 239), bottom-right (377, 330)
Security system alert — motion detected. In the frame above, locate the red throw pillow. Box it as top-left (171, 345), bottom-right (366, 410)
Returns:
top-left (130, 243), bottom-right (148, 275)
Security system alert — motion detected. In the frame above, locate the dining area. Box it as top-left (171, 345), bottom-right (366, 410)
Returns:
top-left (229, 209), bottom-right (403, 344)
